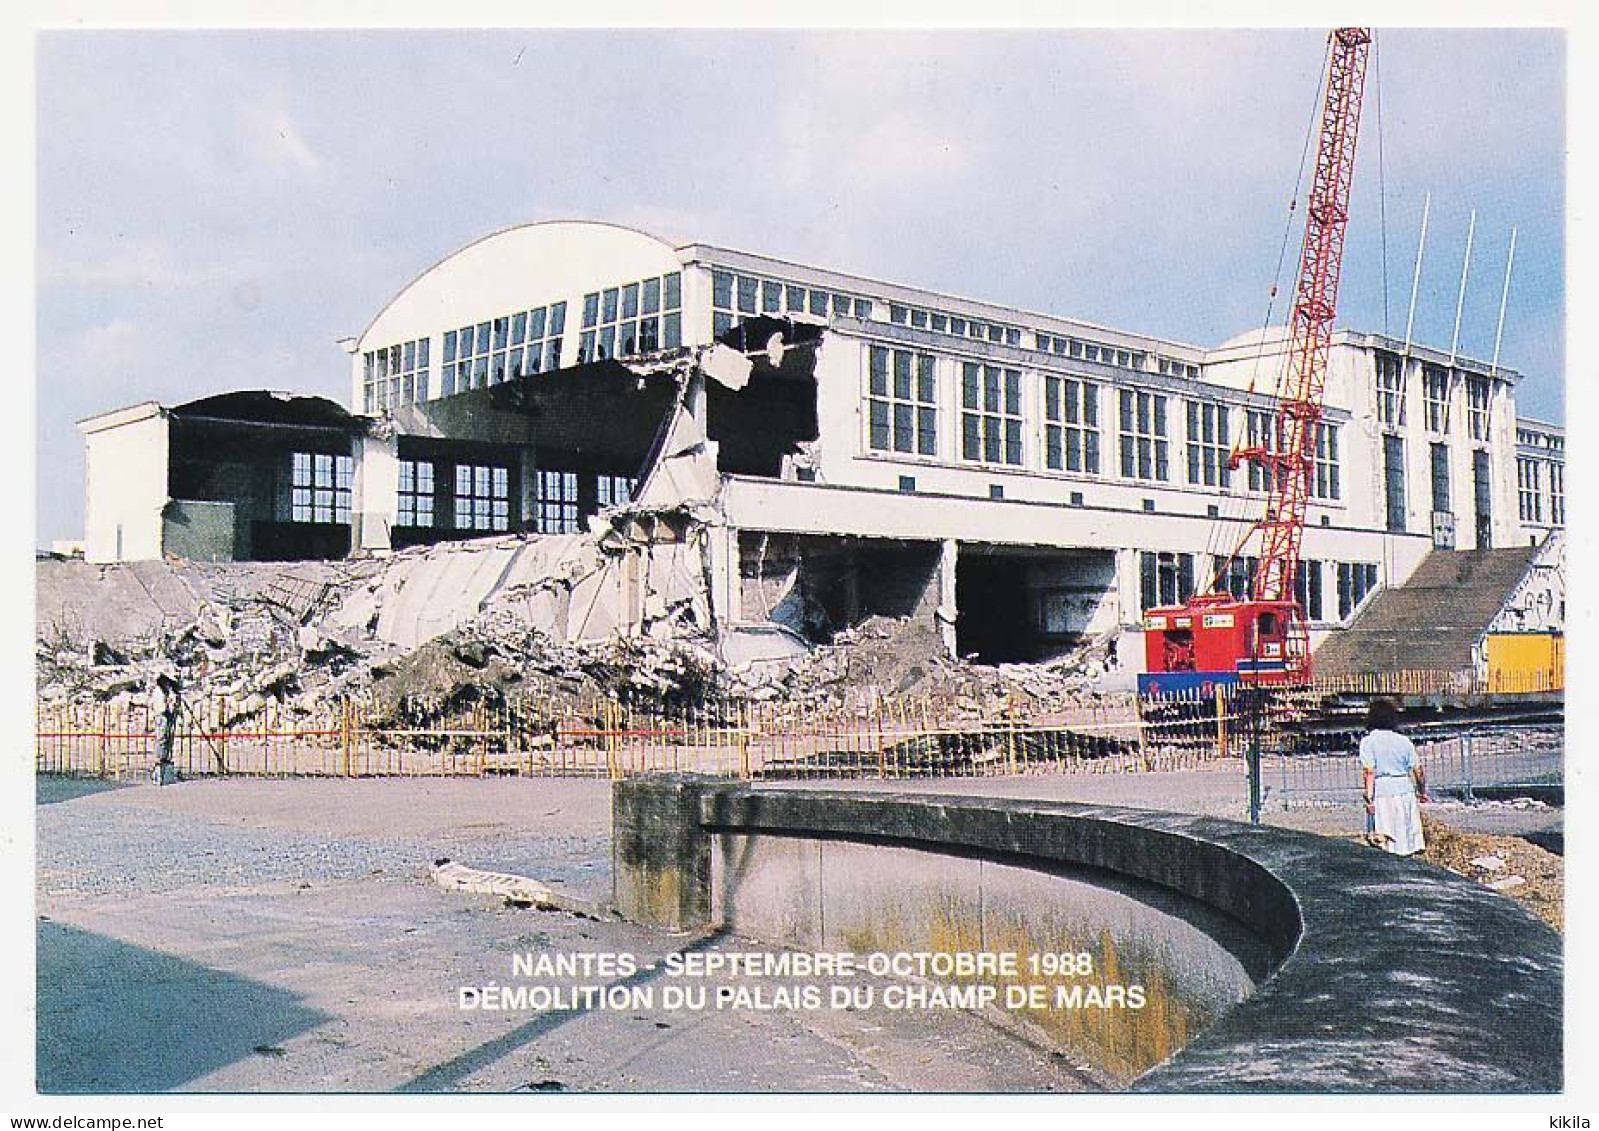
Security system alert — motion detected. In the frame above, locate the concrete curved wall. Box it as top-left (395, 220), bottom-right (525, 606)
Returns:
top-left (612, 781), bottom-right (1562, 1092)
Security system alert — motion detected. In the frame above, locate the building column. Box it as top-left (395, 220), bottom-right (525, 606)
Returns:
top-left (518, 446), bottom-right (540, 531)
top-left (1115, 547), bottom-right (1143, 626)
top-left (937, 539), bottom-right (959, 658)
top-left (705, 523), bottom-right (738, 630)
top-left (351, 432), bottom-right (399, 554)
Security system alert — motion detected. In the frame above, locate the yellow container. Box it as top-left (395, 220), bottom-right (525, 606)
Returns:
top-left (1483, 632), bottom-right (1564, 693)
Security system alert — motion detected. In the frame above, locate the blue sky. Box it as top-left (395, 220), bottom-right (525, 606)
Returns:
top-left (34, 28), bottom-right (1564, 547)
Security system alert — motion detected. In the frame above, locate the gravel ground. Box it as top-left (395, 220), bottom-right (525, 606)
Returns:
top-left (37, 776), bottom-right (613, 902)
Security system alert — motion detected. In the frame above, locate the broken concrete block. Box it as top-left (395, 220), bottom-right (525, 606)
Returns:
top-left (1469, 855), bottom-right (1506, 872)
top-left (1487, 875), bottom-right (1526, 892)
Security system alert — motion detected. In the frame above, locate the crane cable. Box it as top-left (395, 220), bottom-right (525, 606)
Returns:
top-left (1203, 33), bottom-right (1334, 586)
top-left (1376, 30), bottom-right (1390, 336)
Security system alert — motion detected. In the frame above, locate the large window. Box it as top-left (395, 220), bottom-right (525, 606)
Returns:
top-left (363, 337), bottom-right (430, 414)
top-left (1220, 555), bottom-right (1257, 600)
top-left (1336, 562), bottom-right (1379, 620)
top-left (1422, 364), bottom-right (1450, 433)
top-left (1118, 390), bottom-right (1169, 481)
top-left (532, 470), bottom-right (578, 534)
top-left (455, 464), bottom-right (511, 533)
top-left (1466, 376), bottom-right (1493, 441)
top-left (597, 474), bottom-right (635, 509)
top-left (1383, 433), bottom-right (1407, 533)
top-left (397, 460), bottom-right (435, 528)
top-left (1430, 442), bottom-right (1451, 515)
top-left (960, 363), bottom-right (1023, 466)
top-left (1244, 409), bottom-right (1282, 493)
top-left (443, 302), bottom-right (565, 396)
top-left (1473, 449), bottom-right (1493, 548)
top-left (1517, 458), bottom-right (1542, 524)
top-left (1186, 401), bottom-right (1231, 489)
top-left (1295, 560), bottom-right (1324, 621)
top-left (579, 274), bottom-right (682, 363)
top-left (1375, 351), bottom-right (1405, 426)
top-left (1550, 463), bottom-right (1565, 526)
top-left (290, 453), bottom-right (352, 525)
top-left (1139, 551), bottom-right (1195, 612)
top-left (1312, 422), bottom-right (1340, 501)
top-left (1044, 376), bottom-right (1099, 474)
top-left (868, 347), bottom-right (937, 456)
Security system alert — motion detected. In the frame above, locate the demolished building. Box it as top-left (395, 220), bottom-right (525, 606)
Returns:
top-left (75, 220), bottom-right (1566, 675)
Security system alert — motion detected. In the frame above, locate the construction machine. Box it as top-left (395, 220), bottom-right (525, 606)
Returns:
top-left (1139, 27), bottom-right (1372, 697)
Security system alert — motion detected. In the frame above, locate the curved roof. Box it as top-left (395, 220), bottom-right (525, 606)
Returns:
top-left (356, 220), bottom-right (683, 352)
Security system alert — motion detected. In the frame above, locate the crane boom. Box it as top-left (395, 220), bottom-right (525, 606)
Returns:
top-left (1240, 27), bottom-right (1371, 608)
top-left (1140, 28), bottom-right (1370, 694)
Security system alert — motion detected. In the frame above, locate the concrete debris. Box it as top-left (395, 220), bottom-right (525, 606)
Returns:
top-left (1469, 855), bottom-right (1506, 872)
top-left (37, 521), bottom-right (1126, 728)
top-left (430, 859), bottom-right (609, 918)
top-left (728, 615), bottom-right (1122, 714)
top-left (1487, 875), bottom-right (1527, 892)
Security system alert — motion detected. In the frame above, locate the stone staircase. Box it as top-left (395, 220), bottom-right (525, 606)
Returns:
top-left (1314, 545), bottom-right (1542, 676)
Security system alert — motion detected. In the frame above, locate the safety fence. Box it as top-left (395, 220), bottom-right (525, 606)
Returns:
top-left (1308, 668), bottom-right (1563, 697)
top-left (1263, 724), bottom-right (1564, 809)
top-left (35, 668), bottom-right (1562, 785)
top-left (36, 684), bottom-right (1248, 781)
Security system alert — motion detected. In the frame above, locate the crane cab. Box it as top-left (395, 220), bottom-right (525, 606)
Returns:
top-left (1137, 594), bottom-right (1305, 696)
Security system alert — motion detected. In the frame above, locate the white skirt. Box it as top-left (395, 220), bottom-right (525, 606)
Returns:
top-left (1373, 792), bottom-right (1426, 856)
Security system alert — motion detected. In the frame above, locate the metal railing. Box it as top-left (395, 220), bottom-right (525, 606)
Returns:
top-left (36, 685), bottom-right (1247, 782)
top-left (35, 668), bottom-right (1561, 786)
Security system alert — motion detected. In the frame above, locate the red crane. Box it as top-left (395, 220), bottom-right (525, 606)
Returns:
top-left (1141, 28), bottom-right (1372, 693)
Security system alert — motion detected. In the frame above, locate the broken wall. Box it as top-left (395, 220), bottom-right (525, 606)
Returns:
top-left (82, 411), bottom-right (169, 564)
top-left (736, 533), bottom-right (941, 643)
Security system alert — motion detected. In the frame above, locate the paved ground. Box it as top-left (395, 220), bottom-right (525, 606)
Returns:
top-left (35, 776), bottom-right (1088, 1094)
top-left (35, 767), bottom-right (1560, 1094)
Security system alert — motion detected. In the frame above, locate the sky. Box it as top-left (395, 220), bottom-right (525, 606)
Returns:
top-left (33, 27), bottom-right (1565, 548)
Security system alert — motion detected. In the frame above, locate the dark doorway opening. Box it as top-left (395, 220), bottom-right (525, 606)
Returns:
top-left (955, 554), bottom-right (1033, 663)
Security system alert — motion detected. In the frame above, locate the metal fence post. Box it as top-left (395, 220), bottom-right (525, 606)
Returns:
top-left (1463, 731), bottom-right (1475, 802)
top-left (1247, 688), bottom-right (1262, 825)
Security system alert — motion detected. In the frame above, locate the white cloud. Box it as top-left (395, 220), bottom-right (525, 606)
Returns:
top-left (55, 317), bottom-right (161, 375)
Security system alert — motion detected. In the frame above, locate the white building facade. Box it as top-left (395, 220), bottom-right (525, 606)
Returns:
top-left (82, 220), bottom-right (1562, 667)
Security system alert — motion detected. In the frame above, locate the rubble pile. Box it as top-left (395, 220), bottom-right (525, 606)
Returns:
top-left (37, 537), bottom-right (1122, 726)
top-left (731, 615), bottom-right (1120, 714)
top-left (35, 535), bottom-right (730, 726)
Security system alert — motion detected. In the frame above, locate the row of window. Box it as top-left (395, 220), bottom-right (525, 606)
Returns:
top-left (893, 303), bottom-right (1021, 347)
top-left (362, 338), bottom-right (430, 414)
top-left (441, 302), bottom-right (568, 398)
top-left (1377, 352), bottom-right (1495, 440)
top-left (394, 460), bottom-right (637, 535)
top-left (577, 273), bottom-right (683, 364)
top-left (1516, 426), bottom-right (1565, 452)
top-left (712, 276), bottom-right (1202, 382)
top-left (1034, 331), bottom-right (1157, 374)
top-left (1518, 457), bottom-right (1566, 525)
top-left (865, 348), bottom-right (1341, 498)
top-left (1136, 553), bottom-right (1356, 622)
top-left (711, 271), bottom-right (872, 339)
top-left (1386, 435), bottom-right (1499, 544)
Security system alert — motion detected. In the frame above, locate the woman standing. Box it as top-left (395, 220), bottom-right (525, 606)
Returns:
top-left (1359, 698), bottom-right (1429, 855)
